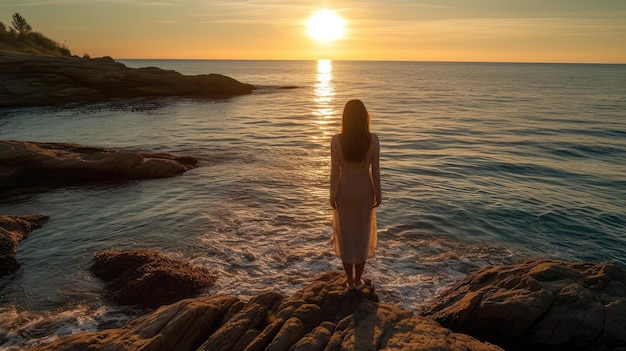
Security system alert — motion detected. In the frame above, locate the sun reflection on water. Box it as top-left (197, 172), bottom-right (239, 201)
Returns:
top-left (306, 59), bottom-right (338, 203)
top-left (313, 59), bottom-right (338, 139)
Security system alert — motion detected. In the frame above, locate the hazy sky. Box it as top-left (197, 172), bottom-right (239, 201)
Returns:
top-left (2, 0), bottom-right (625, 63)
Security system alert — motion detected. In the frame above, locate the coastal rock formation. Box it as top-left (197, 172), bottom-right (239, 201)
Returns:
top-left (0, 140), bottom-right (197, 197)
top-left (90, 249), bottom-right (217, 309)
top-left (0, 50), bottom-right (255, 107)
top-left (34, 271), bottom-right (503, 351)
top-left (421, 258), bottom-right (626, 350)
top-left (0, 214), bottom-right (48, 275)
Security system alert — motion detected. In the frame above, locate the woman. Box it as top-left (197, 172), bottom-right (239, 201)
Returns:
top-left (330, 99), bottom-right (381, 291)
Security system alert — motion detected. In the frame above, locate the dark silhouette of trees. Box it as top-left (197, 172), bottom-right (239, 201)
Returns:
top-left (11, 12), bottom-right (32, 36)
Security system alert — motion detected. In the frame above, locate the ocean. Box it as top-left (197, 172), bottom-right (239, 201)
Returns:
top-left (0, 59), bottom-right (624, 349)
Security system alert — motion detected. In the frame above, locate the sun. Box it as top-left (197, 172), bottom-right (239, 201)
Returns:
top-left (307, 9), bottom-right (345, 43)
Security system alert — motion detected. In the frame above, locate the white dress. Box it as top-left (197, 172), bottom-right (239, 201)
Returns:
top-left (330, 133), bottom-right (381, 264)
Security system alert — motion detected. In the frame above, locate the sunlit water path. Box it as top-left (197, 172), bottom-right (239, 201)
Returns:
top-left (0, 60), bottom-right (624, 349)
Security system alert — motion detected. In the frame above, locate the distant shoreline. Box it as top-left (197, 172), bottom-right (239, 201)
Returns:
top-left (0, 50), bottom-right (255, 108)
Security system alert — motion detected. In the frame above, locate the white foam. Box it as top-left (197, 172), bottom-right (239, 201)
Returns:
top-left (0, 304), bottom-right (135, 350)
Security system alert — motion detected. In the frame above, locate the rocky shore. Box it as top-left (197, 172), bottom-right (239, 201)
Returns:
top-left (27, 254), bottom-right (626, 351)
top-left (0, 50), bottom-right (255, 107)
top-left (0, 139), bottom-right (199, 273)
top-left (422, 258), bottom-right (626, 350)
top-left (2, 208), bottom-right (625, 350)
top-left (1, 140), bottom-right (625, 350)
top-left (33, 266), bottom-right (504, 351)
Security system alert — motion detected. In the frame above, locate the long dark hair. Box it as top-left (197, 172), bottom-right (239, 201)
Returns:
top-left (340, 99), bottom-right (372, 163)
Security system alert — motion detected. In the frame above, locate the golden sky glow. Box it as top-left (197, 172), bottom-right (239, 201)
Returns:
top-left (2, 1), bottom-right (625, 63)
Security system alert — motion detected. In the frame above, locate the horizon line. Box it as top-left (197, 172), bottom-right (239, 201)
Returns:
top-left (115, 57), bottom-right (626, 65)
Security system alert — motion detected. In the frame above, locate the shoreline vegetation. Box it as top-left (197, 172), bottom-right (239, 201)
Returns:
top-left (1, 14), bottom-right (625, 351)
top-left (0, 13), bottom-right (71, 57)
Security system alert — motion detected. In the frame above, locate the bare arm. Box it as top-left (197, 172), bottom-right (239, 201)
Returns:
top-left (371, 134), bottom-right (382, 207)
top-left (330, 135), bottom-right (340, 209)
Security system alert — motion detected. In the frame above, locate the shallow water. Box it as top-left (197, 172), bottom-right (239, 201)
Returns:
top-left (0, 60), bottom-right (625, 349)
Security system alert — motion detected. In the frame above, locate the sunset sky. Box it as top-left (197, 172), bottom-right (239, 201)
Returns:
top-left (2, 0), bottom-right (625, 63)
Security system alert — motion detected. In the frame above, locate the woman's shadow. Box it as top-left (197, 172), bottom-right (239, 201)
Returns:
top-left (351, 289), bottom-right (393, 350)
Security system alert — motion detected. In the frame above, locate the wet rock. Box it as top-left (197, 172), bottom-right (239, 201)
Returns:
top-left (35, 270), bottom-right (503, 351)
top-left (0, 140), bottom-right (198, 197)
top-left (0, 51), bottom-right (255, 107)
top-left (0, 214), bottom-right (48, 275)
top-left (90, 249), bottom-right (217, 309)
top-left (289, 321), bottom-right (336, 351)
top-left (33, 295), bottom-right (240, 351)
top-left (324, 298), bottom-right (501, 351)
top-left (421, 258), bottom-right (626, 350)
top-left (198, 291), bottom-right (284, 351)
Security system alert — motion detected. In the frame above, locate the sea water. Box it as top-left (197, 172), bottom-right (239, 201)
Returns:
top-left (0, 60), bottom-right (624, 349)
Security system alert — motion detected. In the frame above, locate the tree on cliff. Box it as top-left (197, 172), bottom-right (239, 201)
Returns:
top-left (0, 13), bottom-right (70, 56)
top-left (11, 13), bottom-right (32, 36)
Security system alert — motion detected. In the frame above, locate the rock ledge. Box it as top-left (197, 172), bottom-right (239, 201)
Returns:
top-left (421, 258), bottom-right (626, 350)
top-left (0, 140), bottom-right (198, 197)
top-left (90, 249), bottom-right (218, 309)
top-left (19, 259), bottom-right (626, 350)
top-left (0, 50), bottom-right (255, 107)
top-left (33, 271), bottom-right (503, 351)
